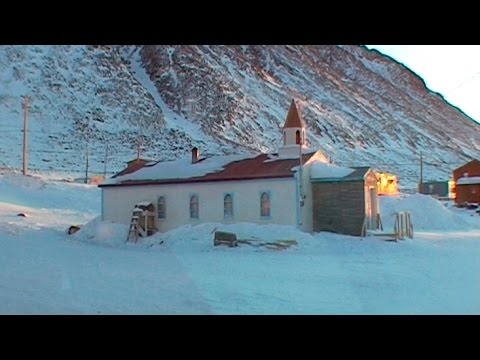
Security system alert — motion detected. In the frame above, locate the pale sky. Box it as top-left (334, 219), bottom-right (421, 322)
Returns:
top-left (365, 45), bottom-right (480, 123)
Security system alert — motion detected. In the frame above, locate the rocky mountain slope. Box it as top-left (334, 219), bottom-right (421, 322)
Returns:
top-left (0, 45), bottom-right (479, 189)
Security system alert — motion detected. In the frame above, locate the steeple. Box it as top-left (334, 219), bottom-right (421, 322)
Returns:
top-left (278, 99), bottom-right (308, 156)
top-left (283, 99), bottom-right (306, 129)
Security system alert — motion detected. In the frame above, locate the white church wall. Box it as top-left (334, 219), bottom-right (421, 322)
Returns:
top-left (102, 177), bottom-right (297, 232)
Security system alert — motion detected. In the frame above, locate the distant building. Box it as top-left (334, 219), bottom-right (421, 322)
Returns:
top-left (115, 158), bottom-right (156, 177)
top-left (73, 175), bottom-right (106, 185)
top-left (419, 180), bottom-right (455, 199)
top-left (453, 159), bottom-right (480, 206)
top-left (375, 171), bottom-right (398, 196)
top-left (99, 99), bottom-right (379, 237)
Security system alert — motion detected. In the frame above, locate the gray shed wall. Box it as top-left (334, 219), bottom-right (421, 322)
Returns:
top-left (312, 181), bottom-right (365, 236)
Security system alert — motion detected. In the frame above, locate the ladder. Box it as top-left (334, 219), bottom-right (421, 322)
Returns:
top-left (127, 215), bottom-right (139, 243)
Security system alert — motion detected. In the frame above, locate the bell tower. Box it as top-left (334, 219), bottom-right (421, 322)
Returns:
top-left (278, 99), bottom-right (308, 156)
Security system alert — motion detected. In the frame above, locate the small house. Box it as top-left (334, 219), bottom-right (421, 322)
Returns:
top-left (453, 159), bottom-right (480, 206)
top-left (419, 180), bottom-right (455, 199)
top-left (375, 171), bottom-right (398, 196)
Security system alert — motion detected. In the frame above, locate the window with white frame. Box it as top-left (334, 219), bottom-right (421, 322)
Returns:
top-left (157, 196), bottom-right (166, 219)
top-left (260, 192), bottom-right (270, 217)
top-left (224, 194), bottom-right (233, 219)
top-left (190, 195), bottom-right (199, 219)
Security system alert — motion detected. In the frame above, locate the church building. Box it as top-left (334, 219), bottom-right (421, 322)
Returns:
top-left (99, 100), bottom-right (379, 237)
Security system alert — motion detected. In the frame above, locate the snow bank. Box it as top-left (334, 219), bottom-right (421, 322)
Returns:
top-left (69, 219), bottom-right (322, 252)
top-left (152, 222), bottom-right (317, 252)
top-left (73, 216), bottom-right (128, 246)
top-left (380, 194), bottom-right (480, 232)
top-left (0, 172), bottom-right (99, 213)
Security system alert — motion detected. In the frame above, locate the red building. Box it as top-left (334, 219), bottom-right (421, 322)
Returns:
top-left (453, 159), bottom-right (480, 206)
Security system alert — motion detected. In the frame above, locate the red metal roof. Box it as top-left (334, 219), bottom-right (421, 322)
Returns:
top-left (114, 158), bottom-right (156, 178)
top-left (100, 152), bottom-right (317, 188)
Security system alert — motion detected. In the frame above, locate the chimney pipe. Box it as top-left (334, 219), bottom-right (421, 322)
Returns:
top-left (192, 147), bottom-right (199, 164)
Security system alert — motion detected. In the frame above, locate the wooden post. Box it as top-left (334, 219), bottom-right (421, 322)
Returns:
top-left (419, 152), bottom-right (423, 193)
top-left (22, 96), bottom-right (28, 176)
top-left (137, 137), bottom-right (143, 160)
top-left (406, 212), bottom-right (413, 238)
top-left (298, 139), bottom-right (304, 226)
top-left (298, 141), bottom-right (305, 208)
top-left (144, 211), bottom-right (147, 235)
top-left (103, 143), bottom-right (108, 176)
top-left (85, 143), bottom-right (89, 184)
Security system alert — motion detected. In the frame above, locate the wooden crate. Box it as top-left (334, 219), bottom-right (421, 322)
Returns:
top-left (213, 231), bottom-right (238, 247)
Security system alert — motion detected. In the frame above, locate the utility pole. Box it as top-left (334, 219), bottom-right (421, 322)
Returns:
top-left (419, 152), bottom-right (423, 193)
top-left (299, 136), bottom-right (304, 206)
top-left (85, 143), bottom-right (89, 184)
top-left (298, 139), bottom-right (304, 227)
top-left (22, 96), bottom-right (28, 176)
top-left (137, 137), bottom-right (143, 160)
top-left (103, 143), bottom-right (108, 176)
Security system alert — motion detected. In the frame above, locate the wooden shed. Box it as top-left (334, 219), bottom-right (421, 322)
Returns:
top-left (311, 167), bottom-right (379, 236)
top-left (453, 159), bottom-right (480, 206)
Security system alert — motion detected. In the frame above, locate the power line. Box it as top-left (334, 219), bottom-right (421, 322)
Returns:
top-left (335, 161), bottom-right (469, 167)
top-left (85, 143), bottom-right (89, 184)
top-left (25, 166), bottom-right (116, 174)
top-left (449, 71), bottom-right (480, 93)
top-left (29, 149), bottom-right (79, 154)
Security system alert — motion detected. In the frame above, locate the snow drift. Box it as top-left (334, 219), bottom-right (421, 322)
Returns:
top-left (380, 194), bottom-right (480, 232)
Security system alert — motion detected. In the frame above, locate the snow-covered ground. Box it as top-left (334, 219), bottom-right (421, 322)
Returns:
top-left (1, 171), bottom-right (479, 314)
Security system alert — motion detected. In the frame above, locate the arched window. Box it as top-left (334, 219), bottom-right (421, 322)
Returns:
top-left (302, 130), bottom-right (305, 145)
top-left (260, 192), bottom-right (270, 217)
top-left (224, 194), bottom-right (233, 219)
top-left (190, 195), bottom-right (199, 219)
top-left (295, 130), bottom-right (301, 145)
top-left (157, 196), bottom-right (166, 219)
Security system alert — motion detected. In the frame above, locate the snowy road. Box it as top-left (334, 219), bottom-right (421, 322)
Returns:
top-left (1, 172), bottom-right (479, 314)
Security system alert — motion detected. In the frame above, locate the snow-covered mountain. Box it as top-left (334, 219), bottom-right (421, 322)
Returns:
top-left (1, 45), bottom-right (479, 189)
